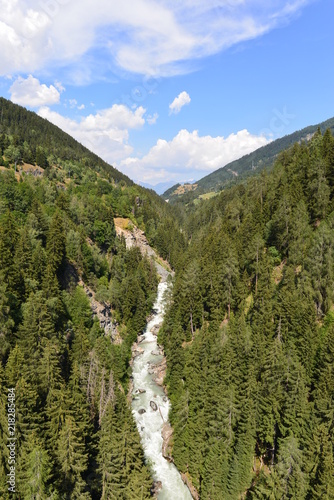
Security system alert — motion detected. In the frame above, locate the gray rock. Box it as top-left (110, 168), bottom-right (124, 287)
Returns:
top-left (150, 401), bottom-right (158, 411)
top-left (138, 408), bottom-right (146, 415)
top-left (151, 349), bottom-right (161, 356)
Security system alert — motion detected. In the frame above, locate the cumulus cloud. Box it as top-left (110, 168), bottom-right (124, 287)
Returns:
top-left (9, 75), bottom-right (60, 107)
top-left (119, 129), bottom-right (270, 184)
top-left (169, 91), bottom-right (191, 115)
top-left (38, 104), bottom-right (146, 162)
top-left (0, 0), bottom-right (311, 78)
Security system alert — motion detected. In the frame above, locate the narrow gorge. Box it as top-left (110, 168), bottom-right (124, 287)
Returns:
top-left (115, 219), bottom-right (192, 497)
top-left (131, 280), bottom-right (192, 499)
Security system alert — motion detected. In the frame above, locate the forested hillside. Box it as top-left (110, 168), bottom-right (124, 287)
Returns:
top-left (3, 95), bottom-right (334, 499)
top-left (163, 116), bottom-right (334, 205)
top-left (160, 128), bottom-right (334, 498)
top-left (0, 97), bottom-right (131, 184)
top-left (0, 98), bottom-right (186, 498)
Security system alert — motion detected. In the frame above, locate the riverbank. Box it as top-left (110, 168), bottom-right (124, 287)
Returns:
top-left (131, 282), bottom-right (192, 499)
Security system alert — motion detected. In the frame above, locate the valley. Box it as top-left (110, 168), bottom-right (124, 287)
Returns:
top-left (1, 97), bottom-right (334, 498)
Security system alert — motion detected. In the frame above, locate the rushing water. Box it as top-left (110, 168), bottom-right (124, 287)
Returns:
top-left (131, 281), bottom-right (192, 500)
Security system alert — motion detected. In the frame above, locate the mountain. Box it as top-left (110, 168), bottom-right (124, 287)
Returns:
top-left (140, 179), bottom-right (197, 195)
top-left (0, 97), bottom-right (186, 498)
top-left (3, 95), bottom-right (334, 499)
top-left (0, 96), bottom-right (131, 184)
top-left (162, 116), bottom-right (334, 203)
top-left (160, 127), bottom-right (334, 498)
top-left (139, 180), bottom-right (177, 195)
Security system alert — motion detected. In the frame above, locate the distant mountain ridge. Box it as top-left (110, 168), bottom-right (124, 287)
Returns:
top-left (162, 116), bottom-right (334, 202)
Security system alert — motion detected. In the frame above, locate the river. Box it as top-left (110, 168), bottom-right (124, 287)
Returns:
top-left (131, 281), bottom-right (192, 500)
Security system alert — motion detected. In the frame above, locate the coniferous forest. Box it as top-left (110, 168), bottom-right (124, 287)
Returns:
top-left (160, 127), bottom-right (334, 498)
top-left (0, 98), bottom-right (185, 498)
top-left (1, 98), bottom-right (334, 499)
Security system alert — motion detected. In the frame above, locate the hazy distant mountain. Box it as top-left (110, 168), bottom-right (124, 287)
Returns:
top-left (140, 179), bottom-right (197, 195)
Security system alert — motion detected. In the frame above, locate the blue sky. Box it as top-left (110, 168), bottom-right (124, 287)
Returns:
top-left (0, 0), bottom-right (333, 191)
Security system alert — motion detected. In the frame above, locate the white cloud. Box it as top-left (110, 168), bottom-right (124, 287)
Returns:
top-left (120, 129), bottom-right (270, 184)
top-left (54, 80), bottom-right (65, 93)
top-left (68, 99), bottom-right (78, 108)
top-left (169, 91), bottom-right (191, 115)
top-left (9, 75), bottom-right (60, 107)
top-left (147, 113), bottom-right (159, 125)
top-left (67, 99), bottom-right (85, 110)
top-left (38, 104), bottom-right (146, 162)
top-left (0, 0), bottom-right (311, 78)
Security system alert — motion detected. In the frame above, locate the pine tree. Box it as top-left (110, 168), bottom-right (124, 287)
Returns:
top-left (0, 276), bottom-right (14, 360)
top-left (16, 436), bottom-right (53, 500)
top-left (98, 389), bottom-right (152, 499)
top-left (308, 424), bottom-right (334, 498)
top-left (56, 415), bottom-right (88, 496)
top-left (98, 400), bottom-right (127, 499)
top-left (46, 210), bottom-right (66, 275)
top-left (18, 291), bottom-right (57, 389)
top-left (274, 434), bottom-right (308, 499)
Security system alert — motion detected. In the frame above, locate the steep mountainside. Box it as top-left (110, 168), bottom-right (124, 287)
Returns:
top-left (162, 116), bottom-right (334, 204)
top-left (0, 100), bottom-right (186, 498)
top-left (159, 128), bottom-right (334, 498)
top-left (0, 97), bottom-right (130, 183)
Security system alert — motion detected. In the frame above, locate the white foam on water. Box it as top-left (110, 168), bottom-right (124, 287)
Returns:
top-left (131, 282), bottom-right (192, 500)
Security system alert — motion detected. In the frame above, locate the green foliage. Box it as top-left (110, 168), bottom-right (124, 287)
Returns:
top-left (163, 115), bottom-right (334, 204)
top-left (0, 98), bottom-right (183, 497)
top-left (161, 129), bottom-right (334, 498)
top-left (98, 390), bottom-right (152, 499)
top-left (3, 96), bottom-right (334, 499)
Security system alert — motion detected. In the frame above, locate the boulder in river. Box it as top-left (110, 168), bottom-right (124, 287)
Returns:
top-left (151, 323), bottom-right (162, 336)
top-left (138, 408), bottom-right (146, 414)
top-left (132, 345), bottom-right (144, 357)
top-left (151, 349), bottom-right (161, 356)
top-left (151, 481), bottom-right (163, 496)
top-left (135, 388), bottom-right (146, 394)
top-left (150, 358), bottom-right (167, 386)
top-left (150, 401), bottom-right (158, 411)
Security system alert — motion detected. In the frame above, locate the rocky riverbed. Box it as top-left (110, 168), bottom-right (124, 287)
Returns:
top-left (131, 282), bottom-right (192, 500)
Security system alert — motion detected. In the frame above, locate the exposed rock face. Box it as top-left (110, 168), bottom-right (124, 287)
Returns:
top-left (127, 377), bottom-right (134, 404)
top-left (114, 221), bottom-right (172, 282)
top-left (148, 358), bottom-right (167, 387)
top-left (79, 279), bottom-right (122, 344)
top-left (61, 262), bottom-right (122, 344)
top-left (132, 343), bottom-right (144, 357)
top-left (181, 474), bottom-right (200, 500)
top-left (161, 422), bottom-right (174, 462)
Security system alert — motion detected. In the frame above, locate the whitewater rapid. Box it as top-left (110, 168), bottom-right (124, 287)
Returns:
top-left (131, 281), bottom-right (192, 500)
